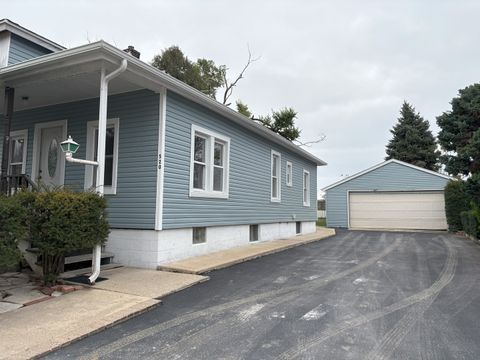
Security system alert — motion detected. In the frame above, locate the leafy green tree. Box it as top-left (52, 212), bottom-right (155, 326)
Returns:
top-left (385, 101), bottom-right (439, 170)
top-left (254, 108), bottom-right (301, 141)
top-left (437, 83), bottom-right (480, 176)
top-left (236, 100), bottom-right (252, 118)
top-left (151, 46), bottom-right (225, 98)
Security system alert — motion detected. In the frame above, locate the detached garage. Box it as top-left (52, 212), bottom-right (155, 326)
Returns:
top-left (323, 159), bottom-right (451, 230)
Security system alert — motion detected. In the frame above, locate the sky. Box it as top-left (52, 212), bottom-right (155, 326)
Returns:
top-left (3, 0), bottom-right (480, 196)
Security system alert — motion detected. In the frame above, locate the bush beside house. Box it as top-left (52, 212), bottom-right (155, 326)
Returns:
top-left (0, 190), bottom-right (109, 285)
top-left (0, 195), bottom-right (26, 270)
top-left (444, 181), bottom-right (470, 232)
top-left (445, 177), bottom-right (480, 241)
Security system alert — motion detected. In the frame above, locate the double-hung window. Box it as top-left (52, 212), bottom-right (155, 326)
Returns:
top-left (8, 130), bottom-right (28, 176)
top-left (190, 125), bottom-right (230, 198)
top-left (303, 169), bottom-right (310, 206)
top-left (85, 118), bottom-right (119, 195)
top-left (271, 150), bottom-right (281, 202)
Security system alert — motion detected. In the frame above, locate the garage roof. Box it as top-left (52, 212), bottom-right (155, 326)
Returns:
top-left (322, 159), bottom-right (452, 191)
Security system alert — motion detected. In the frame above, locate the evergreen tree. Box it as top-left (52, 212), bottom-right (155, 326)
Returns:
top-left (437, 83), bottom-right (480, 176)
top-left (385, 102), bottom-right (440, 170)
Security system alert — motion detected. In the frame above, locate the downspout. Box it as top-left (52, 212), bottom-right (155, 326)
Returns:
top-left (89, 59), bottom-right (127, 285)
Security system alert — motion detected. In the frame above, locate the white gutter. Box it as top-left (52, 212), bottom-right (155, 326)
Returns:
top-left (89, 59), bottom-right (127, 285)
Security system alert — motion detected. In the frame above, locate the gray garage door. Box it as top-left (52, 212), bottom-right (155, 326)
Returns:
top-left (349, 191), bottom-right (447, 230)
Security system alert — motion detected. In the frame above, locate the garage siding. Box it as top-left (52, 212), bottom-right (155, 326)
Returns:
top-left (325, 162), bottom-right (450, 228)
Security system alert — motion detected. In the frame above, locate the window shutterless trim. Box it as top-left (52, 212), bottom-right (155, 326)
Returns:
top-left (271, 150), bottom-right (281, 202)
top-left (286, 160), bottom-right (293, 187)
top-left (8, 129), bottom-right (28, 175)
top-left (85, 118), bottom-right (119, 195)
top-left (303, 169), bottom-right (310, 206)
top-left (189, 124), bottom-right (230, 199)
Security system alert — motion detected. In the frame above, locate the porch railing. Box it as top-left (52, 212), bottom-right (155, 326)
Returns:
top-left (0, 174), bottom-right (38, 196)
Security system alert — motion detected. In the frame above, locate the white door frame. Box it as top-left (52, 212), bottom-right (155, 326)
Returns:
top-left (31, 120), bottom-right (68, 185)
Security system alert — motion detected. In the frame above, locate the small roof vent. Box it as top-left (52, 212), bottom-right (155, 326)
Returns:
top-left (123, 45), bottom-right (140, 59)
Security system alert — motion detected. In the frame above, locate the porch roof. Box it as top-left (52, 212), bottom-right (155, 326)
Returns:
top-left (0, 41), bottom-right (327, 166)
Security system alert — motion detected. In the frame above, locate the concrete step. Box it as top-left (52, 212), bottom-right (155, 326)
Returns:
top-left (64, 252), bottom-right (115, 265)
top-left (60, 263), bottom-right (123, 279)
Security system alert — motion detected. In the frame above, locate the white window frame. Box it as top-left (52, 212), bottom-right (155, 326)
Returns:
top-left (85, 118), bottom-right (120, 195)
top-left (8, 129), bottom-right (28, 175)
top-left (303, 169), bottom-right (310, 206)
top-left (271, 150), bottom-right (281, 202)
top-left (286, 161), bottom-right (293, 187)
top-left (189, 124), bottom-right (230, 199)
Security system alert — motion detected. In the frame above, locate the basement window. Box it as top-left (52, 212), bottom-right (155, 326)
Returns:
top-left (192, 227), bottom-right (206, 244)
top-left (250, 225), bottom-right (259, 242)
top-left (296, 221), bottom-right (302, 235)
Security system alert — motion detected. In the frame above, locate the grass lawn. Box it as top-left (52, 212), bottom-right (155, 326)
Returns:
top-left (316, 218), bottom-right (326, 227)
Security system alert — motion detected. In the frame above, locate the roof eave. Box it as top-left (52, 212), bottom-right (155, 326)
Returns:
top-left (322, 159), bottom-right (452, 191)
top-left (0, 40), bottom-right (327, 166)
top-left (0, 19), bottom-right (65, 52)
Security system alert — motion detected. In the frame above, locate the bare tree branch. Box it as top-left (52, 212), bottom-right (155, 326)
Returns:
top-left (222, 45), bottom-right (260, 106)
top-left (294, 134), bottom-right (327, 147)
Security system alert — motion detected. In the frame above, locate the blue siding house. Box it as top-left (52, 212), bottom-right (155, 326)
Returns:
top-left (0, 20), bottom-right (326, 269)
top-left (323, 159), bottom-right (451, 231)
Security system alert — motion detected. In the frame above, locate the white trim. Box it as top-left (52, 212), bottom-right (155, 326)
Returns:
top-left (8, 129), bottom-right (28, 174)
top-left (189, 124), bottom-right (230, 199)
top-left (0, 19), bottom-right (65, 52)
top-left (0, 40), bottom-right (326, 166)
top-left (286, 161), bottom-right (293, 187)
top-left (271, 150), bottom-right (281, 202)
top-left (303, 169), bottom-right (311, 206)
top-left (31, 119), bottom-right (67, 185)
top-left (0, 31), bottom-right (11, 67)
top-left (155, 88), bottom-right (167, 230)
top-left (84, 118), bottom-right (119, 195)
top-left (322, 159), bottom-right (453, 192)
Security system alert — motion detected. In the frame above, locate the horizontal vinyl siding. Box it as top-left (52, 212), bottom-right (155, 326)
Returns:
top-left (0, 90), bottom-right (159, 229)
top-left (162, 91), bottom-right (318, 229)
top-left (8, 34), bottom-right (52, 65)
top-left (325, 162), bottom-right (450, 228)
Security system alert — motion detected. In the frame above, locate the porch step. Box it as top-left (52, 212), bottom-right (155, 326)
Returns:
top-left (24, 248), bottom-right (115, 272)
top-left (60, 263), bottom-right (123, 279)
top-left (64, 252), bottom-right (115, 265)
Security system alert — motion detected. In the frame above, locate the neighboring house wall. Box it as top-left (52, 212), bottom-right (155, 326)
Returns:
top-left (0, 90), bottom-right (159, 229)
top-left (162, 91), bottom-right (318, 229)
top-left (325, 161), bottom-right (449, 228)
top-left (8, 33), bottom-right (52, 65)
top-left (8, 34), bottom-right (52, 65)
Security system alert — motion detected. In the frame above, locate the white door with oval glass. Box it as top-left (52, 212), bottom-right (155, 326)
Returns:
top-left (33, 121), bottom-right (66, 187)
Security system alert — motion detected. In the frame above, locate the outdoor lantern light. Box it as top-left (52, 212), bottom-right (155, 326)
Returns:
top-left (60, 135), bottom-right (80, 154)
top-left (61, 136), bottom-right (98, 167)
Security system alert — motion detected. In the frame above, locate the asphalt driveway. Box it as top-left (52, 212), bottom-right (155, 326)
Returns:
top-left (45, 230), bottom-right (480, 359)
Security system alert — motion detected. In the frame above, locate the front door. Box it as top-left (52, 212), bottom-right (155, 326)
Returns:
top-left (37, 125), bottom-right (64, 187)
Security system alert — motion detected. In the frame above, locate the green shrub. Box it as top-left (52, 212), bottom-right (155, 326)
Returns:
top-left (0, 195), bottom-right (27, 268)
top-left (444, 180), bottom-right (470, 232)
top-left (13, 190), bottom-right (110, 285)
top-left (461, 210), bottom-right (479, 239)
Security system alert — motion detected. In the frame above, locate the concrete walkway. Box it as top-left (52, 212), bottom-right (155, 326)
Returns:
top-left (158, 227), bottom-right (336, 274)
top-left (0, 268), bottom-right (207, 360)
